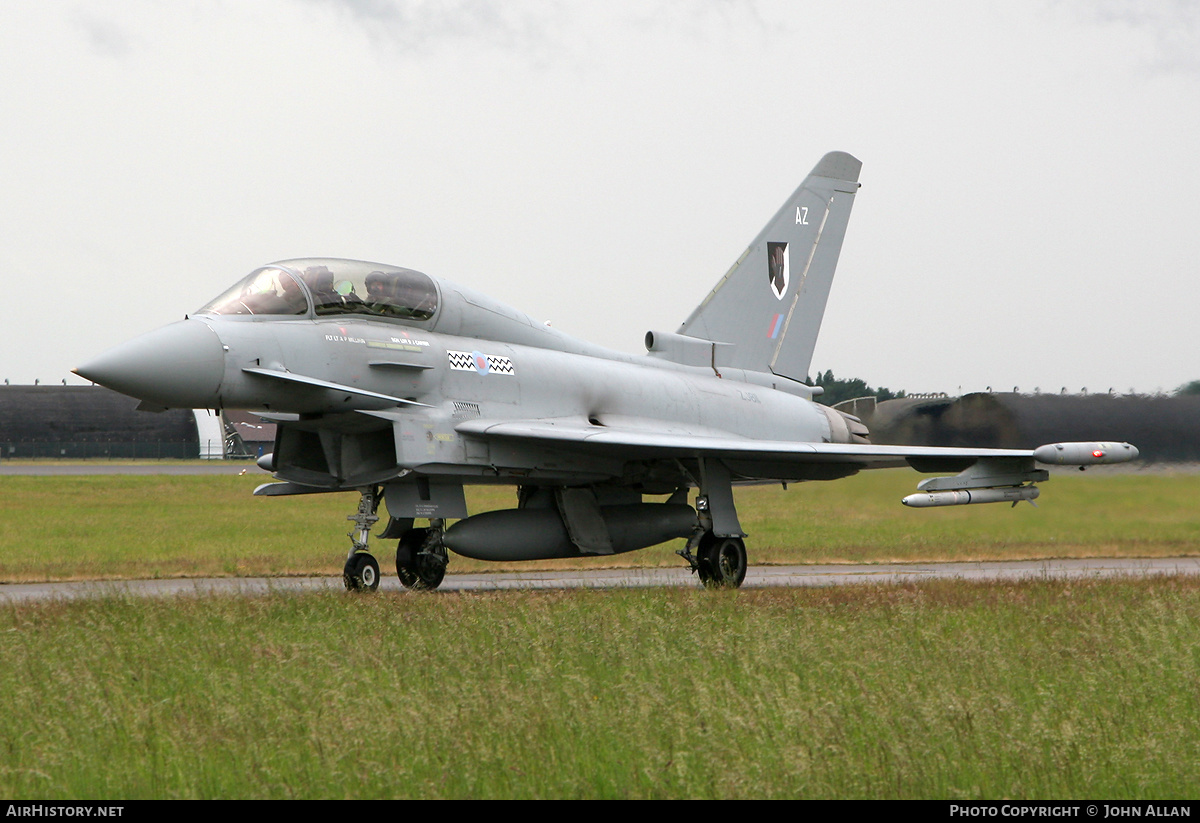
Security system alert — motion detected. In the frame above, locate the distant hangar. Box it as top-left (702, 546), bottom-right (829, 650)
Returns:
top-left (0, 385), bottom-right (273, 459)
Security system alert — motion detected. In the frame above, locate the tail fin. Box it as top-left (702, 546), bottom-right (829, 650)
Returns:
top-left (678, 151), bottom-right (861, 382)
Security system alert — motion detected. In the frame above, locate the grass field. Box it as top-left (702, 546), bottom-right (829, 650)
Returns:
top-left (1, 467), bottom-right (1198, 581)
top-left (1, 467), bottom-right (1198, 799)
top-left (2, 578), bottom-right (1198, 798)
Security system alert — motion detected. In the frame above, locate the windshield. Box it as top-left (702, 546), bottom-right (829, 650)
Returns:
top-left (196, 259), bottom-right (439, 321)
top-left (197, 267), bottom-right (309, 316)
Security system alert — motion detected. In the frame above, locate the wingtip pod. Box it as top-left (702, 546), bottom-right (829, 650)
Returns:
top-left (1032, 441), bottom-right (1139, 466)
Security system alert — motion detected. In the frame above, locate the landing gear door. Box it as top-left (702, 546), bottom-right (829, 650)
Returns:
top-left (385, 479), bottom-right (468, 520)
top-left (393, 409), bottom-right (464, 469)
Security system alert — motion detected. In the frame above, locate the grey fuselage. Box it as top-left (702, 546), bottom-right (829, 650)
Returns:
top-left (81, 258), bottom-right (844, 494)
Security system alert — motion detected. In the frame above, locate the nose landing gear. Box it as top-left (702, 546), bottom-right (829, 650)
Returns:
top-left (343, 487), bottom-right (382, 592)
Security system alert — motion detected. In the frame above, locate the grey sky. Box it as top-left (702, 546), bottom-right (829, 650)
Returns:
top-left (2, 1), bottom-right (1197, 395)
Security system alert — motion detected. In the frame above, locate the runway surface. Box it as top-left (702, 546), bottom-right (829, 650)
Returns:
top-left (3, 557), bottom-right (1199, 602)
top-left (0, 462), bottom-right (261, 476)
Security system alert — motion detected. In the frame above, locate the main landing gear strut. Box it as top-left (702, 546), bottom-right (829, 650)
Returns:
top-left (343, 487), bottom-right (448, 592)
top-left (677, 491), bottom-right (748, 589)
top-left (674, 459), bottom-right (750, 589)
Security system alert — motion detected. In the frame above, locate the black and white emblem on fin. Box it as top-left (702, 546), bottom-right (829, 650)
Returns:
top-left (768, 241), bottom-right (789, 299)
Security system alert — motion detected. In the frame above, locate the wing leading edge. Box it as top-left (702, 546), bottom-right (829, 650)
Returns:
top-left (456, 417), bottom-right (1138, 508)
top-left (456, 417), bottom-right (1036, 465)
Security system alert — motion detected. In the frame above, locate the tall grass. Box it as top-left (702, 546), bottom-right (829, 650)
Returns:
top-left (1, 578), bottom-right (1197, 798)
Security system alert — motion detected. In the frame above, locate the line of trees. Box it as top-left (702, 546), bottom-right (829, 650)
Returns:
top-left (805, 370), bottom-right (906, 407)
top-left (806, 372), bottom-right (1200, 406)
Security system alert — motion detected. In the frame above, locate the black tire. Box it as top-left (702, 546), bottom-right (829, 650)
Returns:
top-left (695, 531), bottom-right (719, 586)
top-left (395, 528), bottom-right (427, 588)
top-left (344, 552), bottom-right (380, 592)
top-left (413, 549), bottom-right (446, 591)
top-left (698, 534), bottom-right (747, 589)
top-left (396, 528), bottom-right (445, 591)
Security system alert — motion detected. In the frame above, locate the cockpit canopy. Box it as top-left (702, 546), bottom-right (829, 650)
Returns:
top-left (197, 259), bottom-right (439, 322)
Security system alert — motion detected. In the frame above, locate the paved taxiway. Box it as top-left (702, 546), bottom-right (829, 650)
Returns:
top-left (0, 462), bottom-right (256, 476)
top-left (3, 557), bottom-right (1199, 602)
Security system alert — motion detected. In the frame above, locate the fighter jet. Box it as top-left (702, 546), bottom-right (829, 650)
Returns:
top-left (74, 152), bottom-right (1137, 591)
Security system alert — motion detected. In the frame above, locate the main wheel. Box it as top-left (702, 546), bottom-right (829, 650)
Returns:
top-left (396, 528), bottom-right (445, 591)
top-left (698, 534), bottom-right (747, 589)
top-left (413, 547), bottom-right (447, 591)
top-left (344, 552), bottom-right (380, 592)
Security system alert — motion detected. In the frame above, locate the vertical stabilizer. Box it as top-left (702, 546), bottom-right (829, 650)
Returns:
top-left (678, 151), bottom-right (861, 382)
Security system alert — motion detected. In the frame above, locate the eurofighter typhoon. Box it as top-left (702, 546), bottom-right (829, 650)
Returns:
top-left (74, 152), bottom-right (1137, 590)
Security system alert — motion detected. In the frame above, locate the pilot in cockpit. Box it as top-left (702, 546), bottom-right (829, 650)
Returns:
top-left (303, 265), bottom-right (345, 313)
top-left (302, 265), bottom-right (336, 296)
top-left (306, 264), bottom-right (366, 313)
top-left (238, 269), bottom-right (307, 315)
top-left (276, 271), bottom-right (307, 313)
top-left (364, 270), bottom-right (396, 312)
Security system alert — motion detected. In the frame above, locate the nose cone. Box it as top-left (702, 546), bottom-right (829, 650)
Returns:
top-left (74, 319), bottom-right (225, 409)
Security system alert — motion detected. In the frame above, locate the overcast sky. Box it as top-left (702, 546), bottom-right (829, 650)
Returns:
top-left (3, 1), bottom-right (1197, 396)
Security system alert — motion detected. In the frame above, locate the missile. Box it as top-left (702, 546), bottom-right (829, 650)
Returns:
top-left (902, 486), bottom-right (1040, 508)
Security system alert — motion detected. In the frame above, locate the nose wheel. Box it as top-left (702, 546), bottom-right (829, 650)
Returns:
top-left (344, 552), bottom-right (380, 591)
